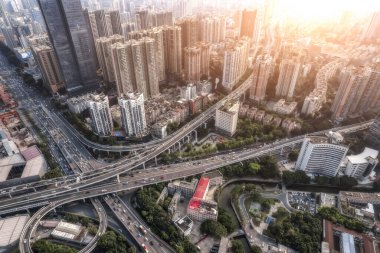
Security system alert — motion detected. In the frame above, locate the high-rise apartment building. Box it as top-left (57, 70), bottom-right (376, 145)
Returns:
top-left (162, 25), bottom-right (182, 75)
top-left (0, 26), bottom-right (19, 49)
top-left (128, 27), bottom-right (166, 82)
top-left (31, 44), bottom-right (64, 93)
top-left (355, 63), bottom-right (380, 113)
top-left (331, 66), bottom-right (371, 121)
top-left (177, 17), bottom-right (199, 48)
top-left (111, 38), bottom-right (159, 98)
top-left (221, 37), bottom-right (250, 91)
top-left (184, 42), bottom-right (210, 82)
top-left (108, 10), bottom-right (122, 35)
top-left (199, 16), bottom-right (226, 43)
top-left (240, 9), bottom-right (257, 38)
top-left (275, 58), bottom-right (301, 98)
top-left (249, 54), bottom-right (272, 102)
top-left (37, 0), bottom-right (98, 93)
top-left (295, 136), bottom-right (348, 177)
top-left (135, 9), bottom-right (150, 30)
top-left (87, 93), bottom-right (113, 136)
top-left (361, 11), bottom-right (380, 42)
top-left (366, 116), bottom-right (380, 148)
top-left (215, 100), bottom-right (240, 136)
top-left (184, 46), bottom-right (201, 83)
top-left (84, 9), bottom-right (112, 42)
top-left (95, 35), bottom-right (125, 84)
top-left (151, 11), bottom-right (173, 27)
top-left (118, 92), bottom-right (147, 137)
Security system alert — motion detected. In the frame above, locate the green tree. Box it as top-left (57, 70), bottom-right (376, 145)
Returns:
top-left (43, 168), bottom-right (64, 179)
top-left (217, 208), bottom-right (236, 234)
top-left (32, 240), bottom-right (76, 253)
top-left (200, 220), bottom-right (227, 238)
top-left (251, 245), bottom-right (262, 253)
top-left (287, 149), bottom-right (299, 162)
top-left (231, 240), bottom-right (244, 253)
top-left (249, 163), bottom-right (261, 174)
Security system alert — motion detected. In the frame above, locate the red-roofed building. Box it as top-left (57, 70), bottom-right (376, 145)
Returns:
top-left (193, 177), bottom-right (209, 200)
top-left (21, 145), bottom-right (42, 161)
top-left (187, 177), bottom-right (218, 221)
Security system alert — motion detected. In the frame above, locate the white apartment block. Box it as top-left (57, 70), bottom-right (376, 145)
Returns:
top-left (296, 136), bottom-right (348, 177)
top-left (215, 100), bottom-right (240, 136)
top-left (118, 92), bottom-right (147, 137)
top-left (180, 83), bottom-right (197, 101)
top-left (345, 147), bottom-right (379, 179)
top-left (87, 93), bottom-right (113, 136)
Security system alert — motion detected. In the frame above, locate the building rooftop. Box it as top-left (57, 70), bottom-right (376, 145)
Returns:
top-left (174, 216), bottom-right (193, 233)
top-left (21, 156), bottom-right (46, 178)
top-left (21, 145), bottom-right (42, 161)
top-left (347, 147), bottom-right (379, 164)
top-left (203, 170), bottom-right (222, 180)
top-left (188, 198), bottom-right (218, 214)
top-left (0, 215), bottom-right (29, 248)
top-left (193, 177), bottom-right (209, 199)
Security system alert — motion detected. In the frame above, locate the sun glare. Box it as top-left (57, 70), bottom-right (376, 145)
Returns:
top-left (278, 0), bottom-right (380, 22)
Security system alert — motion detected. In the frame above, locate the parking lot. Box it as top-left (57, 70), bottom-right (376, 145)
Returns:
top-left (288, 191), bottom-right (317, 214)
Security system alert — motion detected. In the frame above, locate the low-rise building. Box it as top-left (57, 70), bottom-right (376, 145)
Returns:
top-left (239, 104), bottom-right (250, 118)
top-left (203, 170), bottom-right (223, 186)
top-left (0, 215), bottom-right (29, 249)
top-left (187, 177), bottom-right (218, 221)
top-left (254, 110), bottom-right (265, 123)
top-left (263, 114), bottom-right (273, 125)
top-left (272, 116), bottom-right (282, 127)
top-left (168, 178), bottom-right (198, 198)
top-left (344, 147), bottom-right (379, 179)
top-left (168, 191), bottom-right (181, 215)
top-left (187, 198), bottom-right (218, 222)
top-left (174, 216), bottom-right (193, 236)
top-left (272, 99), bottom-right (297, 115)
top-left (67, 95), bottom-right (88, 114)
top-left (246, 107), bottom-right (257, 120)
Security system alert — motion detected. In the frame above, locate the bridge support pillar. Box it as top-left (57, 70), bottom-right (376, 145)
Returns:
top-left (26, 209), bottom-right (30, 214)
top-left (291, 143), bottom-right (295, 150)
top-left (280, 147), bottom-right (283, 156)
top-left (33, 187), bottom-right (37, 192)
top-left (143, 163), bottom-right (146, 169)
top-left (117, 174), bottom-right (120, 183)
top-left (154, 156), bottom-right (157, 166)
top-left (8, 193), bottom-right (12, 198)
top-left (187, 135), bottom-right (190, 143)
top-left (203, 122), bottom-right (207, 129)
top-left (177, 142), bottom-right (181, 150)
top-left (168, 148), bottom-right (171, 154)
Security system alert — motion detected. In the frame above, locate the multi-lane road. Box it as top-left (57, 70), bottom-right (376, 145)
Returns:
top-left (0, 119), bottom-right (372, 215)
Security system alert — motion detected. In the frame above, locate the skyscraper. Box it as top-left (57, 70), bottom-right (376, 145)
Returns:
top-left (38, 0), bottom-right (98, 93)
top-left (331, 66), bottom-right (370, 121)
top-left (240, 9), bottom-right (257, 38)
top-left (221, 37), bottom-right (250, 91)
top-left (355, 63), bottom-right (380, 113)
top-left (119, 92), bottom-right (147, 137)
top-left (87, 93), bottom-right (113, 136)
top-left (184, 46), bottom-right (201, 82)
top-left (96, 35), bottom-right (125, 84)
top-left (128, 27), bottom-right (166, 82)
top-left (108, 10), bottom-right (122, 35)
top-left (200, 16), bottom-right (226, 43)
top-left (31, 44), bottom-right (64, 93)
top-left (249, 54), bottom-right (272, 103)
top-left (162, 25), bottom-right (182, 75)
top-left (275, 58), bottom-right (301, 98)
top-left (183, 42), bottom-right (210, 82)
top-left (111, 38), bottom-right (159, 98)
top-left (177, 17), bottom-right (199, 48)
top-left (361, 11), bottom-right (380, 42)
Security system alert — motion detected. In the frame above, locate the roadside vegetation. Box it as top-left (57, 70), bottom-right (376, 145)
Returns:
top-left (135, 185), bottom-right (198, 253)
top-left (32, 240), bottom-right (76, 253)
top-left (95, 230), bottom-right (136, 253)
top-left (264, 209), bottom-right (322, 253)
top-left (317, 206), bottom-right (366, 233)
